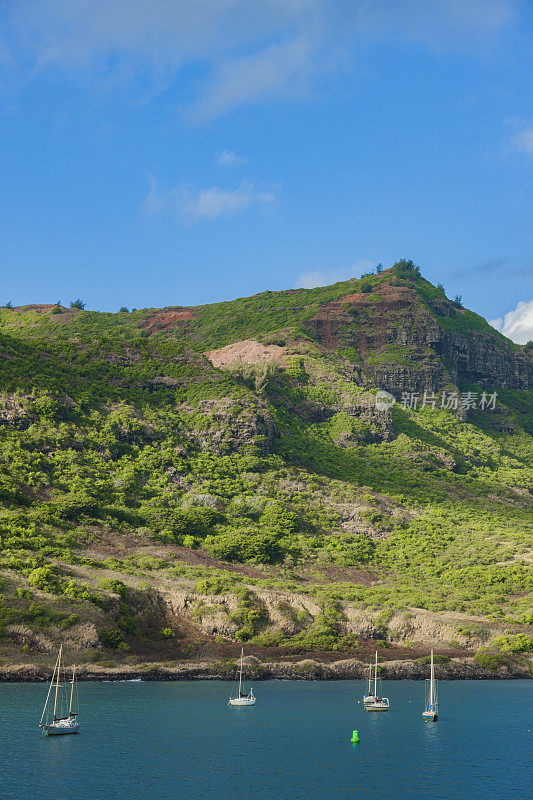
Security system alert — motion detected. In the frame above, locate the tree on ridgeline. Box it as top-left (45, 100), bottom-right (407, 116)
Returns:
top-left (70, 299), bottom-right (86, 309)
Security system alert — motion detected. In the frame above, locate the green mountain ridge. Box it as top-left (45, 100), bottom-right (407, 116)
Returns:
top-left (0, 260), bottom-right (531, 674)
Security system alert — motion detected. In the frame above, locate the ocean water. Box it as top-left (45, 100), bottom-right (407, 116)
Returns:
top-left (1, 679), bottom-right (531, 800)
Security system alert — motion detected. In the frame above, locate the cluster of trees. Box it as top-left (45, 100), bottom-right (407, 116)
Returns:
top-left (3, 299), bottom-right (86, 310)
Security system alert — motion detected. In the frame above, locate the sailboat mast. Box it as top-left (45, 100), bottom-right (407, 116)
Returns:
top-left (53, 645), bottom-right (62, 721)
top-left (69, 665), bottom-right (76, 716)
top-left (40, 649), bottom-right (60, 726)
top-left (238, 648), bottom-right (243, 696)
top-left (429, 650), bottom-right (434, 706)
top-left (374, 651), bottom-right (378, 697)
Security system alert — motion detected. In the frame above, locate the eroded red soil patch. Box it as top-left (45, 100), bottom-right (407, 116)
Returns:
top-left (142, 308), bottom-right (195, 331)
top-left (334, 283), bottom-right (416, 309)
top-left (304, 564), bottom-right (380, 586)
top-left (205, 339), bottom-right (287, 368)
top-left (306, 282), bottom-right (421, 351)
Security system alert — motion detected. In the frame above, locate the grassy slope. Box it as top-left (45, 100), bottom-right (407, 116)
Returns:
top-left (0, 264), bottom-right (531, 669)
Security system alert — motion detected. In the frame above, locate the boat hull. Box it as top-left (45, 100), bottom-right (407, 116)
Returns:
top-left (229, 697), bottom-right (256, 706)
top-left (422, 712), bottom-right (438, 721)
top-left (42, 721), bottom-right (79, 735)
top-left (363, 695), bottom-right (389, 712)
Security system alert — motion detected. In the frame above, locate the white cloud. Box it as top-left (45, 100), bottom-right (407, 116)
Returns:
top-left (295, 260), bottom-right (374, 289)
top-left (511, 127), bottom-right (533, 155)
top-left (0, 0), bottom-right (521, 118)
top-left (504, 117), bottom-right (533, 157)
top-left (217, 150), bottom-right (249, 167)
top-left (489, 299), bottom-right (533, 344)
top-left (144, 176), bottom-right (278, 222)
top-left (188, 37), bottom-right (319, 122)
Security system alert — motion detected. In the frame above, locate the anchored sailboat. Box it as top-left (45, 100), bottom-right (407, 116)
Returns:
top-left (362, 651), bottom-right (389, 712)
top-left (422, 650), bottom-right (438, 721)
top-left (39, 646), bottom-right (80, 735)
top-left (228, 647), bottom-right (255, 706)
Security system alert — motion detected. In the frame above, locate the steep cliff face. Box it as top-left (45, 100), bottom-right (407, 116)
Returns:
top-left (438, 330), bottom-right (531, 389)
top-left (303, 280), bottom-right (531, 394)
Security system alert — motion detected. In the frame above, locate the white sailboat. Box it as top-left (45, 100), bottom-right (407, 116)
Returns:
top-left (228, 647), bottom-right (255, 706)
top-left (362, 651), bottom-right (389, 711)
top-left (422, 650), bottom-right (438, 721)
top-left (39, 646), bottom-right (80, 735)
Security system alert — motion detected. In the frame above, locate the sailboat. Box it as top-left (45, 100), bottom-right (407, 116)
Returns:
top-left (39, 645), bottom-right (80, 735)
top-left (422, 650), bottom-right (438, 721)
top-left (362, 651), bottom-right (389, 711)
top-left (228, 647), bottom-right (255, 706)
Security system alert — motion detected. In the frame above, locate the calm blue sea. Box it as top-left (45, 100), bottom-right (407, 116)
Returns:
top-left (1, 680), bottom-right (531, 800)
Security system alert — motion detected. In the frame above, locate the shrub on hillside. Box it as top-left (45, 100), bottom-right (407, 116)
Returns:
top-left (99, 627), bottom-right (125, 649)
top-left (259, 503), bottom-right (299, 534)
top-left (473, 649), bottom-right (508, 670)
top-left (417, 653), bottom-right (450, 665)
top-left (48, 492), bottom-right (101, 521)
top-left (490, 633), bottom-right (532, 653)
top-left (143, 505), bottom-right (222, 543)
top-left (204, 527), bottom-right (287, 563)
top-left (27, 567), bottom-right (62, 594)
top-left (321, 533), bottom-right (376, 565)
top-left (195, 577), bottom-right (236, 595)
top-left (100, 579), bottom-right (129, 598)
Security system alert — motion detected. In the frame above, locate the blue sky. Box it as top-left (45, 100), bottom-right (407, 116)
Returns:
top-left (1, 1), bottom-right (532, 341)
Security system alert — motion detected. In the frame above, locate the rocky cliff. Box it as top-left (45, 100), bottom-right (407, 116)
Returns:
top-left (303, 280), bottom-right (532, 394)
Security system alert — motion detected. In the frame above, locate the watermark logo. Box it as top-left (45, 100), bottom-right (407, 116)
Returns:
top-left (375, 389), bottom-right (498, 411)
top-left (375, 389), bottom-right (396, 411)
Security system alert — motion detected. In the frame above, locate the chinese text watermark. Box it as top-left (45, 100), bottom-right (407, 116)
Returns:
top-left (375, 389), bottom-right (497, 412)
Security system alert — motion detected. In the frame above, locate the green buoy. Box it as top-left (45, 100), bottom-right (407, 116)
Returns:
top-left (351, 730), bottom-right (359, 743)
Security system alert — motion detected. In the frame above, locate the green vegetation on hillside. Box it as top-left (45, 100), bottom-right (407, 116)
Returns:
top-left (0, 264), bottom-right (531, 662)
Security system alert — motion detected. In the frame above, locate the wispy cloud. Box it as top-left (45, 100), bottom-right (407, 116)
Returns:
top-left (451, 257), bottom-right (533, 280)
top-left (295, 260), bottom-right (374, 289)
top-left (450, 256), bottom-right (507, 279)
top-left (187, 37), bottom-right (318, 122)
top-left (144, 176), bottom-right (278, 222)
top-left (217, 150), bottom-right (249, 167)
top-left (511, 127), bottom-right (533, 156)
top-left (489, 299), bottom-right (533, 344)
top-left (0, 1), bottom-right (522, 119)
top-left (504, 117), bottom-right (533, 157)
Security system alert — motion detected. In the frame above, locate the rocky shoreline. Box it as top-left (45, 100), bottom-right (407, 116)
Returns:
top-left (1, 655), bottom-right (530, 682)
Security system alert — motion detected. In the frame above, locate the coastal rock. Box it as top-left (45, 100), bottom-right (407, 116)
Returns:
top-left (2, 655), bottom-right (530, 682)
